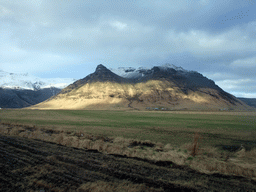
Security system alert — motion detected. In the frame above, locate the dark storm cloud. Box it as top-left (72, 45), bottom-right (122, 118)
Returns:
top-left (0, 0), bottom-right (256, 97)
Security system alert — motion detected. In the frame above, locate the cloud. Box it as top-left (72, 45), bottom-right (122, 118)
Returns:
top-left (231, 57), bottom-right (256, 67)
top-left (0, 0), bottom-right (256, 97)
top-left (0, 51), bottom-right (79, 74)
top-left (199, 0), bottom-right (210, 5)
top-left (0, 5), bottom-right (13, 17)
top-left (216, 79), bottom-right (254, 89)
top-left (109, 21), bottom-right (128, 31)
top-left (167, 24), bottom-right (256, 56)
top-left (232, 92), bottom-right (256, 98)
top-left (215, 78), bottom-right (256, 96)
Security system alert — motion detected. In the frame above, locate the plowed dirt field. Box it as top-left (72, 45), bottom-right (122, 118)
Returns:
top-left (1, 134), bottom-right (256, 191)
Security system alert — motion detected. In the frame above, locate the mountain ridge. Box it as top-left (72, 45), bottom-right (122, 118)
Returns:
top-left (0, 87), bottom-right (61, 108)
top-left (0, 70), bottom-right (76, 90)
top-left (237, 97), bottom-right (256, 108)
top-left (0, 70), bottom-right (75, 108)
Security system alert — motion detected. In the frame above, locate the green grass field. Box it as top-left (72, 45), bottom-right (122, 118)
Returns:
top-left (1, 109), bottom-right (256, 152)
top-left (1, 109), bottom-right (256, 182)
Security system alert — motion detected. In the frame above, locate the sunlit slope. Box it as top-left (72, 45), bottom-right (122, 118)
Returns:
top-left (30, 80), bottom-right (250, 110)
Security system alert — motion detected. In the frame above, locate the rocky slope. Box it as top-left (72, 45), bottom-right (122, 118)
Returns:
top-left (30, 64), bottom-right (252, 110)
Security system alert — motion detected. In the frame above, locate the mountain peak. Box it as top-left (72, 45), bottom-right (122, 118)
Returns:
top-left (60, 64), bottom-right (130, 94)
top-left (95, 64), bottom-right (108, 72)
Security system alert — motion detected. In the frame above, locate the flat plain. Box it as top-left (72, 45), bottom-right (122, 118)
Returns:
top-left (1, 109), bottom-right (256, 148)
top-left (1, 109), bottom-right (256, 191)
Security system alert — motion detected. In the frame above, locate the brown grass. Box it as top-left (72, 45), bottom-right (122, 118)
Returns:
top-left (1, 123), bottom-right (256, 181)
top-left (55, 132), bottom-right (64, 145)
top-left (18, 130), bottom-right (31, 138)
top-left (62, 136), bottom-right (74, 147)
top-left (244, 148), bottom-right (256, 159)
top-left (189, 132), bottom-right (203, 157)
top-left (80, 139), bottom-right (93, 149)
top-left (92, 140), bottom-right (105, 151)
top-left (9, 127), bottom-right (22, 135)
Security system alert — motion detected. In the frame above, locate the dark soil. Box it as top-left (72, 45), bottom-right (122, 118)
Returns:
top-left (1, 134), bottom-right (256, 192)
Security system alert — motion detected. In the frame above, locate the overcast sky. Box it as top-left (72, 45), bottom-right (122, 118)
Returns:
top-left (1, 0), bottom-right (256, 98)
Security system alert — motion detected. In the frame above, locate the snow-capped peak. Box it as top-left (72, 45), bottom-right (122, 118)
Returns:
top-left (109, 63), bottom-right (189, 79)
top-left (109, 67), bottom-right (138, 78)
top-left (0, 70), bottom-right (76, 90)
top-left (156, 63), bottom-right (188, 72)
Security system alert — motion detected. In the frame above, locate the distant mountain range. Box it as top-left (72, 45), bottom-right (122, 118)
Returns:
top-left (0, 70), bottom-right (76, 90)
top-left (0, 87), bottom-right (61, 108)
top-left (237, 98), bottom-right (256, 108)
top-left (29, 64), bottom-right (255, 111)
top-left (0, 70), bottom-right (76, 108)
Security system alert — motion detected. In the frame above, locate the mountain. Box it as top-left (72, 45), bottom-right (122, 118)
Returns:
top-left (60, 64), bottom-right (130, 94)
top-left (29, 64), bottom-right (252, 111)
top-left (0, 87), bottom-right (61, 108)
top-left (0, 70), bottom-right (76, 90)
top-left (0, 70), bottom-right (76, 108)
top-left (237, 98), bottom-right (256, 108)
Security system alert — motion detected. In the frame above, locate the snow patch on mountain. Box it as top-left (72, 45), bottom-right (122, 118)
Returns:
top-left (0, 70), bottom-right (76, 90)
top-left (110, 67), bottom-right (145, 79)
top-left (157, 63), bottom-right (188, 72)
top-left (109, 63), bottom-right (190, 79)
